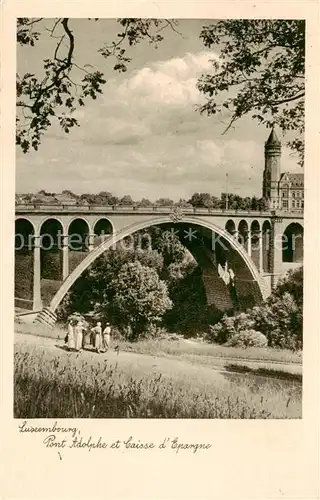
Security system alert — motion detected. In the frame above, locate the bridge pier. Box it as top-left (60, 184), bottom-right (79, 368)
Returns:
top-left (258, 231), bottom-right (263, 273)
top-left (62, 235), bottom-right (69, 281)
top-left (270, 217), bottom-right (284, 289)
top-left (88, 233), bottom-right (95, 252)
top-left (32, 236), bottom-right (42, 310)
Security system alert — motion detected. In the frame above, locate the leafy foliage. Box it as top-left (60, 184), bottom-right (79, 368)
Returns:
top-left (17, 19), bottom-right (304, 160)
top-left (16, 18), bottom-right (179, 153)
top-left (226, 330), bottom-right (268, 348)
top-left (109, 261), bottom-right (172, 340)
top-left (198, 20), bottom-right (305, 163)
top-left (207, 267), bottom-right (303, 350)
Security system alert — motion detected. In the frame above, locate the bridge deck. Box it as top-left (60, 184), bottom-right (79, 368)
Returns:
top-left (15, 204), bottom-right (303, 218)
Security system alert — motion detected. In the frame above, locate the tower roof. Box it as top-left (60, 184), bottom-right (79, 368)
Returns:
top-left (265, 127), bottom-right (281, 146)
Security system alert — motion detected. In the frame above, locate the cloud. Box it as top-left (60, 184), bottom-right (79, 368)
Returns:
top-left (17, 49), bottom-right (303, 201)
top-left (117, 50), bottom-right (218, 108)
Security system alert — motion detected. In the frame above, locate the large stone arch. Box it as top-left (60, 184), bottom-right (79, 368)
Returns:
top-left (47, 216), bottom-right (268, 314)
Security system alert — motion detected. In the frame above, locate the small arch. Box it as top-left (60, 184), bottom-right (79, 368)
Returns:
top-left (93, 218), bottom-right (113, 247)
top-left (225, 219), bottom-right (236, 235)
top-left (40, 215), bottom-right (65, 235)
top-left (40, 218), bottom-right (64, 281)
top-left (250, 220), bottom-right (261, 269)
top-left (68, 218), bottom-right (90, 251)
top-left (262, 220), bottom-right (272, 273)
top-left (40, 218), bottom-right (64, 249)
top-left (238, 220), bottom-right (249, 250)
top-left (15, 218), bottom-right (35, 308)
top-left (251, 220), bottom-right (260, 233)
top-left (15, 218), bottom-right (35, 251)
top-left (282, 223), bottom-right (303, 263)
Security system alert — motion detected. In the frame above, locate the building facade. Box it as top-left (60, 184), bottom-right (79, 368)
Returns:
top-left (262, 128), bottom-right (304, 211)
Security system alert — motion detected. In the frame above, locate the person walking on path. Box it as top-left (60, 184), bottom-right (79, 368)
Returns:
top-left (91, 322), bottom-right (103, 353)
top-left (103, 323), bottom-right (111, 352)
top-left (74, 320), bottom-right (85, 352)
top-left (67, 319), bottom-right (75, 351)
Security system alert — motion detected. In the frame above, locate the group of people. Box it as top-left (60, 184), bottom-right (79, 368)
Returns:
top-left (66, 319), bottom-right (111, 354)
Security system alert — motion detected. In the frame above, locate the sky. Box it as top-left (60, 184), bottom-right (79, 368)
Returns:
top-left (16, 19), bottom-right (302, 201)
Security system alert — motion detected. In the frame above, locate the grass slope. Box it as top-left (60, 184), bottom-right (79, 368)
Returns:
top-left (14, 336), bottom-right (302, 419)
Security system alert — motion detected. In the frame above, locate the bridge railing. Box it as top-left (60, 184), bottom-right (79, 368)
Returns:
top-left (15, 203), bottom-right (304, 217)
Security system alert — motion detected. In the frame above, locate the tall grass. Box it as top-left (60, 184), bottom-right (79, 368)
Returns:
top-left (14, 343), bottom-right (301, 419)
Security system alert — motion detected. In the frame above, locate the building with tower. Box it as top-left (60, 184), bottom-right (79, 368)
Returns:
top-left (262, 128), bottom-right (304, 211)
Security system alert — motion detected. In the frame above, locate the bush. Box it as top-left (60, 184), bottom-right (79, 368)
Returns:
top-left (252, 293), bottom-right (302, 350)
top-left (141, 324), bottom-right (169, 340)
top-left (206, 289), bottom-right (302, 351)
top-left (206, 312), bottom-right (254, 344)
top-left (226, 330), bottom-right (268, 348)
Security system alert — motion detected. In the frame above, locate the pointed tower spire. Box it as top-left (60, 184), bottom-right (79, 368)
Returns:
top-left (265, 126), bottom-right (281, 146)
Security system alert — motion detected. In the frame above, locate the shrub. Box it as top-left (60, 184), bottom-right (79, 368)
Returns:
top-left (274, 267), bottom-right (303, 307)
top-left (110, 261), bottom-right (172, 340)
top-left (141, 324), bottom-right (169, 339)
top-left (206, 312), bottom-right (253, 344)
top-left (206, 314), bottom-right (234, 344)
top-left (252, 293), bottom-right (302, 350)
top-left (226, 330), bottom-right (268, 348)
top-left (207, 286), bottom-right (302, 351)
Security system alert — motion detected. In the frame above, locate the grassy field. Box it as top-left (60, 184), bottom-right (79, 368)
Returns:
top-left (14, 338), bottom-right (302, 419)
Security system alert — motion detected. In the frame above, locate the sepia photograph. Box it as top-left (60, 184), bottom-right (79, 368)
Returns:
top-left (14, 18), bottom-right (304, 419)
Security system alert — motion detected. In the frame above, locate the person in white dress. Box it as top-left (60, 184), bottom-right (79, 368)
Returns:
top-left (103, 323), bottom-right (111, 351)
top-left (91, 322), bottom-right (102, 353)
top-left (67, 320), bottom-right (75, 351)
top-left (74, 320), bottom-right (85, 352)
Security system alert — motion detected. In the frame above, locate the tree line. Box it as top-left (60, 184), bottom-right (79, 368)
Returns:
top-left (16, 190), bottom-right (269, 211)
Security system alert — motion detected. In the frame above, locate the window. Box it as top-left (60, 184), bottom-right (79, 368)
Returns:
top-left (292, 192), bottom-right (295, 198)
top-left (283, 200), bottom-right (288, 209)
top-left (292, 200), bottom-right (295, 208)
top-left (302, 200), bottom-right (304, 208)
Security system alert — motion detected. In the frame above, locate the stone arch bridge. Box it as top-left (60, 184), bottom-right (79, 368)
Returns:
top-left (15, 204), bottom-right (303, 325)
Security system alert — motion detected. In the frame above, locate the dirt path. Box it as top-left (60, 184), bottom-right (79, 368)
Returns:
top-left (15, 332), bottom-right (234, 388)
top-left (15, 333), bottom-right (302, 385)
